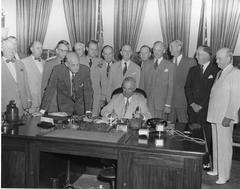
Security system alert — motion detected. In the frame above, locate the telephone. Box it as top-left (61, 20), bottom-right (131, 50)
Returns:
top-left (146, 118), bottom-right (167, 129)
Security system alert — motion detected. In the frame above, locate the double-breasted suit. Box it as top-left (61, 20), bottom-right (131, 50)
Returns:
top-left (140, 58), bottom-right (174, 118)
top-left (22, 56), bottom-right (44, 113)
top-left (207, 64), bottom-right (240, 181)
top-left (1, 58), bottom-right (32, 116)
top-left (107, 60), bottom-right (141, 101)
top-left (41, 64), bottom-right (93, 115)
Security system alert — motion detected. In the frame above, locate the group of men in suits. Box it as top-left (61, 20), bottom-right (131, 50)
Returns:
top-left (1, 37), bottom-right (240, 185)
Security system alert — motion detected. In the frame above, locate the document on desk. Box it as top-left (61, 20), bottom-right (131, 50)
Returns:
top-left (43, 129), bottom-right (125, 143)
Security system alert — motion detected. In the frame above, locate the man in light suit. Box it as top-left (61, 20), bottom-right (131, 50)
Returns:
top-left (169, 40), bottom-right (197, 124)
top-left (207, 48), bottom-right (240, 184)
top-left (107, 44), bottom-right (141, 101)
top-left (40, 52), bottom-right (93, 116)
top-left (140, 41), bottom-right (174, 119)
top-left (101, 77), bottom-right (151, 120)
top-left (185, 45), bottom-right (219, 169)
top-left (98, 45), bottom-right (115, 109)
top-left (1, 39), bottom-right (32, 117)
top-left (79, 40), bottom-right (103, 116)
top-left (41, 40), bottom-right (70, 112)
top-left (22, 41), bottom-right (44, 114)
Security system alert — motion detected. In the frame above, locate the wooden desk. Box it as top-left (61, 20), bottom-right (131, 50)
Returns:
top-left (2, 118), bottom-right (205, 189)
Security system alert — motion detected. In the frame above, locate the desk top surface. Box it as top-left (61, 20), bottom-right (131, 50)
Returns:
top-left (2, 117), bottom-right (205, 156)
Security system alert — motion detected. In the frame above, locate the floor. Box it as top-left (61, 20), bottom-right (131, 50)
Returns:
top-left (202, 160), bottom-right (240, 189)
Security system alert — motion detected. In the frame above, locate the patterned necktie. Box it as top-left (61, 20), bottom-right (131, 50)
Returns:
top-left (124, 98), bottom-right (130, 116)
top-left (72, 73), bottom-right (76, 101)
top-left (217, 70), bottom-right (222, 80)
top-left (106, 62), bottom-right (111, 78)
top-left (154, 59), bottom-right (158, 70)
top-left (89, 59), bottom-right (93, 68)
top-left (123, 62), bottom-right (127, 76)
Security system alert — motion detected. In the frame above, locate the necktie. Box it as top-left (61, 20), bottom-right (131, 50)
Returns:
top-left (124, 98), bottom-right (130, 116)
top-left (71, 73), bottom-right (76, 101)
top-left (200, 65), bottom-right (204, 78)
top-left (174, 58), bottom-right (177, 66)
top-left (123, 62), bottom-right (127, 76)
top-left (34, 57), bottom-right (41, 62)
top-left (217, 70), bottom-right (222, 80)
top-left (6, 59), bottom-right (15, 63)
top-left (61, 59), bottom-right (65, 64)
top-left (106, 62), bottom-right (111, 78)
top-left (154, 59), bottom-right (158, 70)
top-left (89, 59), bottom-right (93, 68)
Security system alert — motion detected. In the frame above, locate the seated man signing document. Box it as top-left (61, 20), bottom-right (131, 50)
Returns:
top-left (40, 52), bottom-right (93, 116)
top-left (101, 77), bottom-right (151, 120)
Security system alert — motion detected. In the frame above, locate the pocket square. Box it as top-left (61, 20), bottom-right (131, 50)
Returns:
top-left (79, 83), bottom-right (84, 87)
top-left (208, 75), bottom-right (213, 79)
top-left (164, 69), bottom-right (169, 72)
top-left (131, 72), bottom-right (136, 75)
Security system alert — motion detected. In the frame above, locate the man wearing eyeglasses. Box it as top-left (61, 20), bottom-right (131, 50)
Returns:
top-left (41, 40), bottom-right (70, 112)
top-left (40, 52), bottom-right (93, 116)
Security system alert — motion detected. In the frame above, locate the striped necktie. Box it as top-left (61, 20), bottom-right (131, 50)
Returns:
top-left (71, 73), bottom-right (76, 101)
top-left (89, 59), bottom-right (93, 68)
top-left (124, 98), bottom-right (130, 116)
top-left (154, 59), bottom-right (158, 70)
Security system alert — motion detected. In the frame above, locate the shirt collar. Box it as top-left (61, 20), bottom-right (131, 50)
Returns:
top-left (155, 57), bottom-right (163, 65)
top-left (202, 61), bottom-right (210, 72)
top-left (175, 54), bottom-right (183, 65)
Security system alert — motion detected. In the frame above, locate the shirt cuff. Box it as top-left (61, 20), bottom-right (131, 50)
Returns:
top-left (40, 109), bottom-right (46, 114)
top-left (165, 104), bottom-right (171, 107)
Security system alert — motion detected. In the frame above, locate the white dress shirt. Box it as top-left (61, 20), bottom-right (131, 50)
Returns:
top-left (3, 57), bottom-right (17, 82)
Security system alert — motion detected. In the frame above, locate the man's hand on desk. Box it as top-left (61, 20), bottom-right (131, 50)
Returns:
top-left (107, 112), bottom-right (118, 120)
top-left (32, 109), bottom-right (45, 117)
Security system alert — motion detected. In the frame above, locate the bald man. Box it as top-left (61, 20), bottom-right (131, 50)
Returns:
top-left (40, 52), bottom-right (93, 116)
top-left (22, 41), bottom-right (45, 113)
top-left (140, 41), bottom-right (174, 119)
top-left (107, 44), bottom-right (141, 101)
top-left (207, 48), bottom-right (240, 184)
top-left (1, 38), bottom-right (32, 117)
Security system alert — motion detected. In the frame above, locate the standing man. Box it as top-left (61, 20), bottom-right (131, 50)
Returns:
top-left (185, 45), bottom-right (219, 168)
top-left (98, 45), bottom-right (115, 109)
top-left (140, 41), bottom-right (174, 119)
top-left (169, 40), bottom-right (197, 125)
top-left (107, 44), bottom-right (141, 101)
top-left (139, 45), bottom-right (152, 68)
top-left (79, 40), bottom-right (103, 116)
top-left (22, 41), bottom-right (44, 114)
top-left (1, 39), bottom-right (31, 117)
top-left (207, 48), bottom-right (240, 184)
top-left (40, 52), bottom-right (93, 116)
top-left (41, 40), bottom-right (70, 112)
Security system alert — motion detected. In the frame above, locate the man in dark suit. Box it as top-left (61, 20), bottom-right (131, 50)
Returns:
top-left (40, 52), bottom-right (93, 116)
top-left (41, 40), bottom-right (70, 112)
top-left (140, 41), bottom-right (174, 119)
top-left (185, 45), bottom-right (219, 168)
top-left (169, 40), bottom-right (197, 126)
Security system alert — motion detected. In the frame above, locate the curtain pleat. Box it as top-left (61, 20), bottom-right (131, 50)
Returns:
top-left (210, 0), bottom-right (240, 54)
top-left (157, 0), bottom-right (192, 56)
top-left (63, 0), bottom-right (96, 46)
top-left (114, 0), bottom-right (148, 59)
top-left (16, 0), bottom-right (53, 55)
